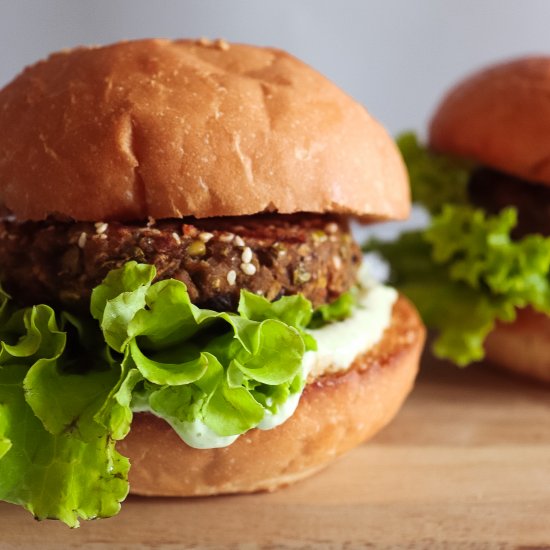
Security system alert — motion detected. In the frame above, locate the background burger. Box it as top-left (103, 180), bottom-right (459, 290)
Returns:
top-left (371, 57), bottom-right (550, 381)
top-left (0, 38), bottom-right (424, 527)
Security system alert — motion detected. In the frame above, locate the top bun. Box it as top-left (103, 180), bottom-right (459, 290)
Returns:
top-left (0, 39), bottom-right (409, 222)
top-left (430, 56), bottom-right (550, 187)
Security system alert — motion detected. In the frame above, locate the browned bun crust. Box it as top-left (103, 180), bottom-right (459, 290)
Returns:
top-left (119, 294), bottom-right (425, 496)
top-left (429, 57), bottom-right (550, 186)
top-left (0, 39), bottom-right (409, 222)
top-left (484, 307), bottom-right (550, 384)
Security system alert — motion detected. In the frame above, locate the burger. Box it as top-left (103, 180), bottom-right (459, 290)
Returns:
top-left (0, 38), bottom-right (425, 527)
top-left (370, 57), bottom-right (550, 381)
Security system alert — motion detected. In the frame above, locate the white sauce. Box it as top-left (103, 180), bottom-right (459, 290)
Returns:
top-left (303, 279), bottom-right (397, 381)
top-left (132, 400), bottom-right (238, 449)
top-left (257, 391), bottom-right (302, 431)
top-left (133, 274), bottom-right (397, 449)
top-left (164, 418), bottom-right (239, 449)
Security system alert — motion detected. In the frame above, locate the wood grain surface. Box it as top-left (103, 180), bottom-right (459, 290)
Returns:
top-left (1, 354), bottom-right (549, 549)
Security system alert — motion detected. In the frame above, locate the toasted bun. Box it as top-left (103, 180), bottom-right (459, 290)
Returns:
top-left (429, 57), bottom-right (550, 186)
top-left (0, 39), bottom-right (409, 222)
top-left (118, 295), bottom-right (424, 496)
top-left (484, 307), bottom-right (550, 384)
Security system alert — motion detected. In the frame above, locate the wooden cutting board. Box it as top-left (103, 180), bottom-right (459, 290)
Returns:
top-left (1, 354), bottom-right (549, 549)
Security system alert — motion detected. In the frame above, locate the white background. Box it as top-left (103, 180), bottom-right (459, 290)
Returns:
top-left (1, 0), bottom-right (550, 136)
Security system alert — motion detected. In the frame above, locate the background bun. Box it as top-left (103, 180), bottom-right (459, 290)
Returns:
top-left (484, 307), bottom-right (550, 384)
top-left (429, 56), bottom-right (550, 186)
top-left (119, 295), bottom-right (425, 496)
top-left (0, 39), bottom-right (409, 222)
top-left (430, 57), bottom-right (550, 382)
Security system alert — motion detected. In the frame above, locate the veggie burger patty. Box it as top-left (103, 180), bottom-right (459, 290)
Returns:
top-left (468, 167), bottom-right (550, 238)
top-left (0, 213), bottom-right (361, 312)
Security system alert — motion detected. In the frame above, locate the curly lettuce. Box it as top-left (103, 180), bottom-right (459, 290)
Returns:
top-left (397, 132), bottom-right (473, 215)
top-left (309, 291), bottom-right (355, 329)
top-left (0, 302), bottom-right (129, 527)
top-left (369, 134), bottom-right (550, 365)
top-left (0, 261), bottom-right (352, 527)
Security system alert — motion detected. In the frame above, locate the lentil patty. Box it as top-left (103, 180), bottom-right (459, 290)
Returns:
top-left (468, 167), bottom-right (550, 237)
top-left (0, 214), bottom-right (361, 312)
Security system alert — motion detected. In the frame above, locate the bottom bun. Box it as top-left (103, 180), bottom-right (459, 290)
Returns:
top-left (484, 307), bottom-right (550, 383)
top-left (120, 294), bottom-right (425, 496)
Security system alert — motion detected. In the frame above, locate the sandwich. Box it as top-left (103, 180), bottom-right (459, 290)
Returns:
top-left (0, 38), bottom-right (425, 526)
top-left (370, 57), bottom-right (550, 380)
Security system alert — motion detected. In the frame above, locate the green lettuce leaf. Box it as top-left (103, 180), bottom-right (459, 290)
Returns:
top-left (0, 303), bottom-right (129, 527)
top-left (238, 291), bottom-right (317, 351)
top-left (60, 312), bottom-right (140, 441)
top-left (90, 263), bottom-right (308, 438)
top-left (90, 262), bottom-right (155, 352)
top-left (309, 291), bottom-right (355, 329)
top-left (238, 291), bottom-right (312, 328)
top-left (371, 206), bottom-right (550, 365)
top-left (0, 365), bottom-right (129, 527)
top-left (0, 404), bottom-right (12, 459)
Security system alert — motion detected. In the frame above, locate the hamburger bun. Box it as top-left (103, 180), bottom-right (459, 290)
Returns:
top-left (119, 295), bottom-right (425, 496)
top-left (0, 39), bottom-right (424, 514)
top-left (484, 307), bottom-right (550, 384)
top-left (429, 57), bottom-right (550, 383)
top-left (429, 56), bottom-right (550, 187)
top-left (0, 38), bottom-right (409, 223)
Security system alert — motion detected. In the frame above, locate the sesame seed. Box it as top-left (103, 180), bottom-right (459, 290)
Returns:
top-left (226, 270), bottom-right (237, 285)
top-left (216, 38), bottom-right (230, 51)
top-left (199, 232), bottom-right (214, 243)
top-left (234, 235), bottom-right (245, 247)
top-left (293, 266), bottom-right (311, 284)
top-left (240, 263), bottom-right (256, 276)
top-left (298, 244), bottom-right (310, 256)
top-left (95, 222), bottom-right (108, 234)
top-left (219, 233), bottom-right (234, 243)
top-left (172, 232), bottom-right (181, 244)
top-left (325, 222), bottom-right (339, 234)
top-left (99, 233), bottom-right (108, 240)
top-left (332, 256), bottom-right (342, 270)
top-left (77, 232), bottom-right (87, 249)
top-left (241, 246), bottom-right (253, 263)
top-left (198, 36), bottom-right (212, 46)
